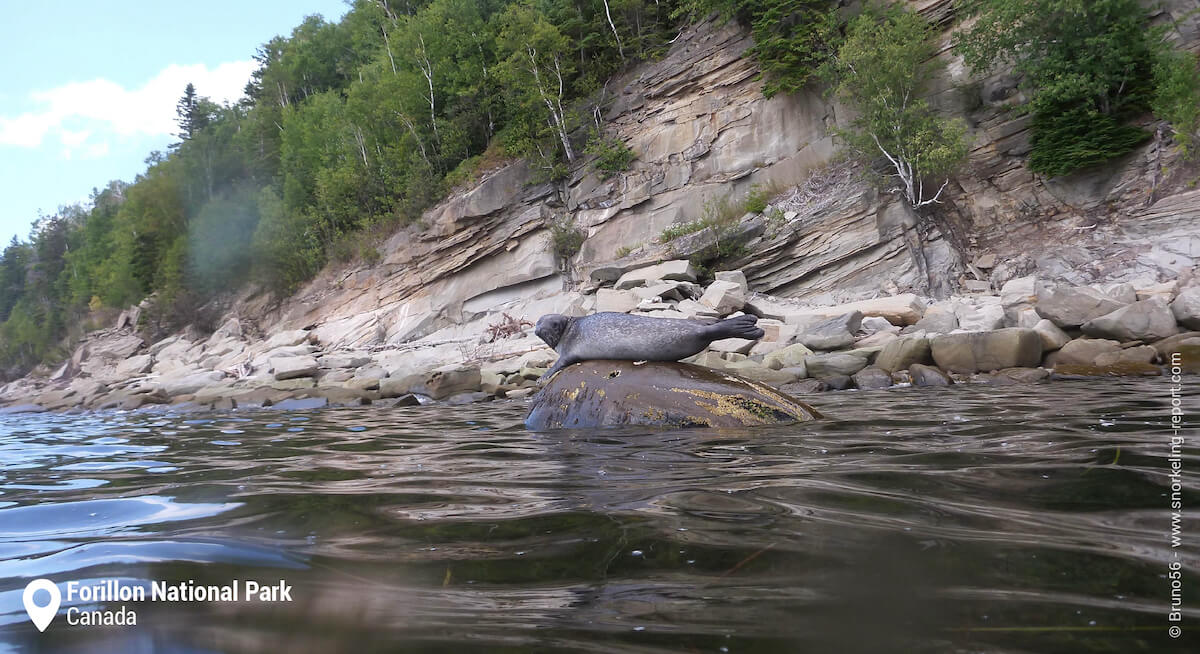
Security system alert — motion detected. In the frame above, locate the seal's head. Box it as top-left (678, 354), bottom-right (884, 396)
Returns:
top-left (535, 314), bottom-right (570, 349)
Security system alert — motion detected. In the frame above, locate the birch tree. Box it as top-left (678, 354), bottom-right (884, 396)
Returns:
top-left (827, 4), bottom-right (966, 209)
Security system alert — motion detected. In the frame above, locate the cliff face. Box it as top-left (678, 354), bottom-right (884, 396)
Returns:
top-left (236, 0), bottom-right (1200, 349)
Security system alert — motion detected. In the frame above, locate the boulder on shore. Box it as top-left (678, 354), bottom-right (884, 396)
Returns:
top-left (930, 328), bottom-right (1041, 373)
top-left (1081, 297), bottom-right (1179, 342)
top-left (525, 360), bottom-right (821, 429)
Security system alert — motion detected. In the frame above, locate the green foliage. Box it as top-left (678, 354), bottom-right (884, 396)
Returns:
top-left (826, 3), bottom-right (968, 208)
top-left (584, 131), bottom-right (636, 178)
top-left (1152, 48), bottom-right (1200, 158)
top-left (742, 183), bottom-right (770, 214)
top-left (680, 0), bottom-right (840, 97)
top-left (0, 0), bottom-right (690, 375)
top-left (956, 0), bottom-right (1170, 175)
top-left (547, 214), bottom-right (586, 259)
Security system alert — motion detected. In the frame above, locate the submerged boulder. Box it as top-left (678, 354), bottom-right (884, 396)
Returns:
top-left (525, 360), bottom-right (822, 430)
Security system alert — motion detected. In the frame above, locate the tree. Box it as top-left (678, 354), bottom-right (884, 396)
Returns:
top-left (826, 3), bottom-right (967, 209)
top-left (175, 83), bottom-right (213, 142)
top-left (955, 0), bottom-right (1176, 176)
top-left (497, 2), bottom-right (579, 170)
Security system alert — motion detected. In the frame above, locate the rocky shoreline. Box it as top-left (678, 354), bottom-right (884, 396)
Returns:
top-left (2, 259), bottom-right (1197, 417)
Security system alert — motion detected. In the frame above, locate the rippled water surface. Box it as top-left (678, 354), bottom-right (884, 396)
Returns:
top-left (1, 378), bottom-right (1198, 653)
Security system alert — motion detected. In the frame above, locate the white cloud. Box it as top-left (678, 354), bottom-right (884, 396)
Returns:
top-left (0, 60), bottom-right (257, 150)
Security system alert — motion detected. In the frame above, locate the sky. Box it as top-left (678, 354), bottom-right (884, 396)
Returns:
top-left (0, 0), bottom-right (350, 246)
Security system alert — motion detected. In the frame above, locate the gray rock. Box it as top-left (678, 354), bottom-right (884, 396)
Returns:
top-left (930, 328), bottom-right (1042, 373)
top-left (272, 355), bottom-right (319, 380)
top-left (908, 303), bottom-right (958, 334)
top-left (763, 343), bottom-right (814, 370)
top-left (1171, 287), bottom-right (1200, 329)
top-left (821, 375), bottom-right (853, 390)
top-left (1081, 297), bottom-right (1179, 342)
top-left (159, 371), bottom-right (227, 396)
top-left (723, 360), bottom-right (799, 385)
top-left (446, 391), bottom-right (493, 404)
top-left (909, 364), bottom-right (952, 386)
top-left (713, 270), bottom-right (748, 294)
top-left (1099, 282), bottom-right (1138, 304)
top-left (615, 260), bottom-right (698, 289)
top-left (524, 360), bottom-right (820, 429)
top-left (874, 337), bottom-right (932, 373)
top-left (1000, 276), bottom-right (1038, 312)
top-left (264, 329), bottom-right (312, 350)
top-left (319, 352), bottom-right (373, 369)
top-left (698, 280), bottom-right (745, 315)
top-left (387, 393), bottom-right (422, 407)
top-left (852, 366), bottom-right (893, 390)
top-left (798, 311), bottom-right (862, 350)
top-left (90, 333), bottom-right (145, 362)
top-left (596, 288), bottom-right (641, 313)
top-left (1033, 319), bottom-right (1071, 351)
top-left (1036, 285), bottom-right (1127, 328)
top-left (860, 316), bottom-right (897, 334)
top-left (779, 379), bottom-right (827, 394)
top-left (114, 354), bottom-right (153, 377)
top-left (1044, 338), bottom-right (1122, 366)
top-left (990, 367), bottom-right (1050, 384)
top-left (956, 303), bottom-right (1006, 332)
top-left (804, 352), bottom-right (869, 377)
top-left (1094, 345), bottom-right (1158, 366)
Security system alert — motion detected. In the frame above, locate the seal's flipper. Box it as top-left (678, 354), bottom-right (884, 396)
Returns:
top-left (538, 357), bottom-right (573, 383)
top-left (711, 314), bottom-right (765, 340)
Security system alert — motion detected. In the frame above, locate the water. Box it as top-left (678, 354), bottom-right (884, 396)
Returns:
top-left (0, 378), bottom-right (1196, 653)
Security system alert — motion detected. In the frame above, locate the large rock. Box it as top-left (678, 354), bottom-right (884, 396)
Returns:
top-left (264, 329), bottom-right (312, 350)
top-left (930, 328), bottom-right (1042, 373)
top-left (1045, 338), bottom-right (1122, 367)
top-left (852, 366), bottom-right (893, 389)
top-left (956, 303), bottom-right (1006, 332)
top-left (90, 333), bottom-right (145, 361)
top-left (909, 363), bottom-right (953, 387)
top-left (804, 352), bottom-right (869, 377)
top-left (1081, 297), bottom-right (1179, 342)
top-left (909, 303), bottom-right (958, 334)
top-left (874, 337), bottom-right (932, 372)
top-left (1033, 319), bottom-right (1071, 351)
top-left (526, 360), bottom-right (821, 429)
top-left (1036, 285), bottom-right (1128, 328)
top-left (777, 294), bottom-right (926, 327)
top-left (763, 343), bottom-right (814, 370)
top-left (798, 311), bottom-right (862, 350)
top-left (595, 288), bottom-right (641, 313)
top-left (1170, 287), bottom-right (1200, 329)
top-left (615, 260), bottom-right (698, 289)
top-left (114, 354), bottom-right (153, 378)
top-left (698, 280), bottom-right (745, 315)
top-left (394, 366), bottom-right (484, 400)
top-left (272, 356), bottom-right (319, 380)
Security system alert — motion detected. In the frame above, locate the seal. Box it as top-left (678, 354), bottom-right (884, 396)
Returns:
top-left (534, 311), bottom-right (765, 379)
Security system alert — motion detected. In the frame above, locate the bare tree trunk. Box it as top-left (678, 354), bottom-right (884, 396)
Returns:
top-left (416, 33), bottom-right (440, 147)
top-left (601, 0), bottom-right (625, 62)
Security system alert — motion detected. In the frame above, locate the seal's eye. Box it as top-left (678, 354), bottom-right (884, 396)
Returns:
top-left (607, 370), bottom-right (621, 379)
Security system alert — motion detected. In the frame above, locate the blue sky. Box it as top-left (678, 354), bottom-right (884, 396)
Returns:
top-left (0, 0), bottom-right (350, 245)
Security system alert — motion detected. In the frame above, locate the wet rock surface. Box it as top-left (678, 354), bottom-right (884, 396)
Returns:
top-left (524, 360), bottom-right (821, 430)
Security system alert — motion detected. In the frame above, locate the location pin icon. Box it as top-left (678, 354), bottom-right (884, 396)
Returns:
top-left (23, 579), bottom-right (61, 632)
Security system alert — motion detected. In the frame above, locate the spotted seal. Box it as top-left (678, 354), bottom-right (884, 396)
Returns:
top-left (534, 312), bottom-right (765, 380)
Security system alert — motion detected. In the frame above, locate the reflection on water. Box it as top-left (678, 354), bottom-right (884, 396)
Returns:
top-left (0, 378), bottom-right (1197, 652)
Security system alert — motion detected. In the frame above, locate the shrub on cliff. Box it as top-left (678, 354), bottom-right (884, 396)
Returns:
top-left (679, 0), bottom-right (841, 97)
top-left (825, 3), bottom-right (968, 210)
top-left (956, 0), bottom-right (1200, 174)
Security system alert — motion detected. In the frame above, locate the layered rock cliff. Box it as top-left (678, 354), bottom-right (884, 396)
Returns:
top-left (231, 0), bottom-right (1200, 352)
